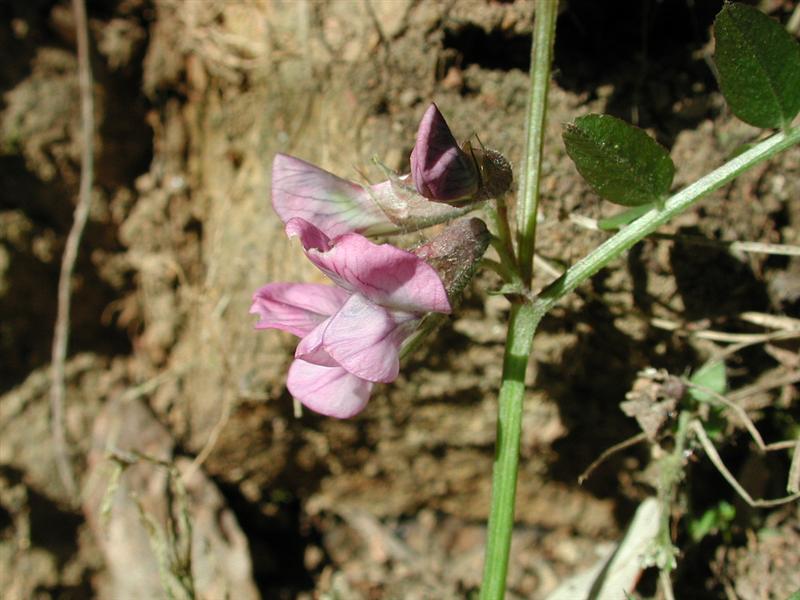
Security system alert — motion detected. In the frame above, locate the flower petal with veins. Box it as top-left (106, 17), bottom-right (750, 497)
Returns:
top-left (323, 294), bottom-right (416, 383)
top-left (272, 153), bottom-right (391, 237)
top-left (285, 218), bottom-right (451, 314)
top-left (287, 359), bottom-right (373, 418)
top-left (293, 318), bottom-right (339, 367)
top-left (250, 283), bottom-right (350, 337)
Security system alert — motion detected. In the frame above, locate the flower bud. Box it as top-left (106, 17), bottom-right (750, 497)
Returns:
top-left (410, 103), bottom-right (480, 202)
top-left (410, 103), bottom-right (513, 204)
top-left (414, 217), bottom-right (490, 304)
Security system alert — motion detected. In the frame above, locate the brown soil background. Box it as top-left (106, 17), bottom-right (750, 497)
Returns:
top-left (1, 0), bottom-right (799, 598)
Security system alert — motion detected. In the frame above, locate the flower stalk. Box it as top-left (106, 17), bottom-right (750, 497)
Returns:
top-left (515, 0), bottom-right (559, 287)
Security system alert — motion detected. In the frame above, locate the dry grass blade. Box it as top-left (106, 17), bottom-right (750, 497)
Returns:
top-left (690, 420), bottom-right (800, 508)
top-left (650, 316), bottom-right (800, 363)
top-left (651, 318), bottom-right (800, 344)
top-left (49, 0), bottom-right (94, 501)
top-left (788, 2), bottom-right (800, 34)
top-left (684, 382), bottom-right (768, 452)
top-left (578, 432), bottom-right (648, 484)
top-left (738, 311), bottom-right (800, 331)
top-left (727, 370), bottom-right (800, 404)
top-left (788, 440), bottom-right (800, 494)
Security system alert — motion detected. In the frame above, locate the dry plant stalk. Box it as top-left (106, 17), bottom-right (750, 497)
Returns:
top-left (50, 0), bottom-right (94, 500)
top-left (690, 420), bottom-right (800, 508)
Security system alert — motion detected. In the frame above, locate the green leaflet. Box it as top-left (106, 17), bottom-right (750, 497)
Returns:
top-left (688, 360), bottom-right (727, 403)
top-left (563, 114), bottom-right (675, 207)
top-left (714, 3), bottom-right (800, 129)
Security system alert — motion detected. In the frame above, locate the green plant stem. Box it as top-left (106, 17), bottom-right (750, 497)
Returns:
top-left (481, 4), bottom-right (558, 598)
top-left (486, 202), bottom-right (521, 283)
top-left (494, 197), bottom-right (517, 263)
top-left (515, 0), bottom-right (559, 286)
top-left (480, 301), bottom-right (541, 599)
top-left (531, 126), bottom-right (800, 319)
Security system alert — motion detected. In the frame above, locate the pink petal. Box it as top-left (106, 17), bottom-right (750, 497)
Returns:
top-left (285, 216), bottom-right (333, 252)
top-left (272, 153), bottom-right (392, 238)
top-left (286, 218), bottom-right (451, 314)
top-left (323, 294), bottom-right (417, 383)
top-left (287, 359), bottom-right (373, 418)
top-left (294, 319), bottom-right (339, 367)
top-left (250, 283), bottom-right (350, 337)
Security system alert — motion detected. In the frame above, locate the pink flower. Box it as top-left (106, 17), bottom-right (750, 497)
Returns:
top-left (271, 153), bottom-right (394, 238)
top-left (271, 153), bottom-right (466, 238)
top-left (250, 218), bottom-right (451, 418)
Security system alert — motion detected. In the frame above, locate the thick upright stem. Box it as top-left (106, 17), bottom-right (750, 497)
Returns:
top-left (480, 4), bottom-right (559, 598)
top-left (479, 301), bottom-right (541, 599)
top-left (515, 0), bottom-right (559, 285)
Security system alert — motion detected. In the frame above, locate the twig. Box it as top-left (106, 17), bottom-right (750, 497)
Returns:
top-left (727, 370), bottom-right (800, 404)
top-left (684, 382), bottom-right (768, 452)
top-left (120, 370), bottom-right (178, 403)
top-left (185, 393), bottom-right (232, 479)
top-left (650, 317), bottom-right (800, 359)
top-left (660, 569), bottom-right (676, 600)
top-left (690, 420), bottom-right (800, 508)
top-left (533, 253), bottom-right (564, 281)
top-left (716, 331), bottom-right (800, 360)
top-left (738, 311), bottom-right (800, 331)
top-left (709, 239), bottom-right (800, 257)
top-left (578, 432), bottom-right (648, 484)
top-left (686, 380), bottom-right (798, 452)
top-left (651, 317), bottom-right (800, 344)
top-left (788, 440), bottom-right (800, 494)
top-left (50, 0), bottom-right (94, 501)
top-left (788, 2), bottom-right (800, 35)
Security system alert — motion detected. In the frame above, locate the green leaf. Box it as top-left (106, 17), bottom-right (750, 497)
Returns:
top-left (598, 203), bottom-right (655, 231)
top-left (562, 114), bottom-right (675, 207)
top-left (688, 500), bottom-right (735, 542)
top-left (787, 590), bottom-right (800, 600)
top-left (689, 360), bottom-right (727, 403)
top-left (714, 3), bottom-right (800, 129)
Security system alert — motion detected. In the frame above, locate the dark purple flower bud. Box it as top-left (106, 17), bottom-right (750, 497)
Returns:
top-left (410, 103), bottom-right (513, 204)
top-left (414, 217), bottom-right (490, 305)
top-left (410, 103), bottom-right (480, 202)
